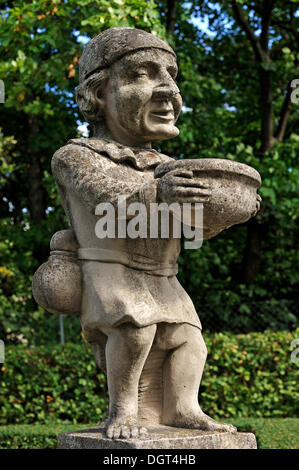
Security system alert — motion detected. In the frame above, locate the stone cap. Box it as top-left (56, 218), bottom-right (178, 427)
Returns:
top-left (79, 27), bottom-right (176, 82)
top-left (50, 229), bottom-right (79, 252)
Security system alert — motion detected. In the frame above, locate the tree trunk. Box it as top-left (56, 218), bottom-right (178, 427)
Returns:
top-left (166, 0), bottom-right (177, 34)
top-left (259, 66), bottom-right (275, 153)
top-left (241, 63), bottom-right (274, 284)
top-left (240, 67), bottom-right (272, 284)
top-left (275, 79), bottom-right (294, 142)
top-left (241, 219), bottom-right (265, 285)
top-left (231, 1), bottom-right (276, 284)
top-left (27, 115), bottom-right (46, 224)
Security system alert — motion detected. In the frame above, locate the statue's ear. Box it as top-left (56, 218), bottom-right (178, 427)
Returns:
top-left (75, 71), bottom-right (108, 123)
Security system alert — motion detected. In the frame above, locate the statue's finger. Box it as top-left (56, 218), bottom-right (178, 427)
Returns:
top-left (170, 177), bottom-right (210, 188)
top-left (163, 168), bottom-right (194, 179)
top-left (185, 196), bottom-right (210, 203)
top-left (176, 187), bottom-right (211, 197)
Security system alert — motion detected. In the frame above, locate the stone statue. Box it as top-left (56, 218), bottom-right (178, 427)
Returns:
top-left (32, 27), bottom-right (261, 446)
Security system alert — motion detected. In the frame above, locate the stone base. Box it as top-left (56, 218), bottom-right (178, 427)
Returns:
top-left (58, 425), bottom-right (257, 449)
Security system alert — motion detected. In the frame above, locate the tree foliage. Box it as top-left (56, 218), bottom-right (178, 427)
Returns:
top-left (0, 0), bottom-right (298, 343)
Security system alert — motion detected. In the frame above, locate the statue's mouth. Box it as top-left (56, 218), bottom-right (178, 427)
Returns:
top-left (150, 99), bottom-right (175, 122)
top-left (150, 109), bottom-right (175, 122)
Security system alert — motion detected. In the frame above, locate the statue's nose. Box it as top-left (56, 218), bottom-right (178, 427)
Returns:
top-left (152, 85), bottom-right (180, 101)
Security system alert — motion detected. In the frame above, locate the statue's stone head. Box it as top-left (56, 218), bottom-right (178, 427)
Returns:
top-left (76, 27), bottom-right (182, 146)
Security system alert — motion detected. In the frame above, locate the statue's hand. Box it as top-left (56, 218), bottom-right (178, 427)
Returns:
top-left (252, 193), bottom-right (262, 217)
top-left (157, 169), bottom-right (211, 205)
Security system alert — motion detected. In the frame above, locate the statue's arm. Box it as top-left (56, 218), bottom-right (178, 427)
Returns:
top-left (51, 144), bottom-right (157, 214)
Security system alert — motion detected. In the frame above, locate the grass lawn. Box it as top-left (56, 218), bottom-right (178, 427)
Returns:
top-left (0, 418), bottom-right (298, 449)
top-left (231, 417), bottom-right (299, 449)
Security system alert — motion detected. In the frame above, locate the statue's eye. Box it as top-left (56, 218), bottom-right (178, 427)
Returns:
top-left (135, 69), bottom-right (148, 78)
top-left (167, 67), bottom-right (178, 79)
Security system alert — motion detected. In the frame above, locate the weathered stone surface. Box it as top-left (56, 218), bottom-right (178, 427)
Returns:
top-left (78, 27), bottom-right (176, 82)
top-left (32, 229), bottom-right (81, 314)
top-left (155, 158), bottom-right (261, 239)
top-left (59, 425), bottom-right (257, 449)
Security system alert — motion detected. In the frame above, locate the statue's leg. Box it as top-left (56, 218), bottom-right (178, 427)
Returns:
top-left (162, 324), bottom-right (236, 432)
top-left (104, 322), bottom-right (157, 439)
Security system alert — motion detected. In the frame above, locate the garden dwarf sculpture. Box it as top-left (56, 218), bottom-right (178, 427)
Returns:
top-left (33, 27), bottom-right (261, 440)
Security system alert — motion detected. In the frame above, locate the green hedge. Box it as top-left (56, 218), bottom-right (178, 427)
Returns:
top-left (0, 423), bottom-right (89, 449)
top-left (201, 329), bottom-right (299, 418)
top-left (1, 419), bottom-right (298, 449)
top-left (0, 329), bottom-right (298, 424)
top-left (0, 342), bottom-right (108, 425)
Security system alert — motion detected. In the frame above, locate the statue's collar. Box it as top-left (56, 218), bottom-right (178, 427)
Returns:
top-left (67, 137), bottom-right (173, 171)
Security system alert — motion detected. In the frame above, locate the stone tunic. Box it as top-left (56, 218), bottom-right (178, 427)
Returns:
top-left (51, 138), bottom-right (201, 340)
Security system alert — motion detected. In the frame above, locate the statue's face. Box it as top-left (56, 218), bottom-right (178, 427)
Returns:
top-left (101, 49), bottom-right (182, 146)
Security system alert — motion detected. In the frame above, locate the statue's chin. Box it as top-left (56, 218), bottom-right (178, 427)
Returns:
top-left (99, 121), bottom-right (180, 147)
top-left (143, 124), bottom-right (180, 142)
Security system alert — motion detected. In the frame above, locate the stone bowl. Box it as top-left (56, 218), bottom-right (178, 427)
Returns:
top-left (154, 158), bottom-right (261, 240)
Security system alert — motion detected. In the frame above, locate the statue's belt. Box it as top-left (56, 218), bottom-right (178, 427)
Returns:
top-left (77, 248), bottom-right (178, 277)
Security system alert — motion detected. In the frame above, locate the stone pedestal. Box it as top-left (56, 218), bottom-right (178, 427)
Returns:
top-left (58, 425), bottom-right (257, 449)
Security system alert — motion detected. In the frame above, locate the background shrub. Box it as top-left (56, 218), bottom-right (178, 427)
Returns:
top-left (0, 329), bottom-right (298, 425)
top-left (202, 329), bottom-right (299, 418)
top-left (0, 342), bottom-right (108, 425)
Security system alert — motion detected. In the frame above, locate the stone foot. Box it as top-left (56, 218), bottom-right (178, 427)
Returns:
top-left (105, 416), bottom-right (148, 440)
top-left (169, 411), bottom-right (237, 433)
